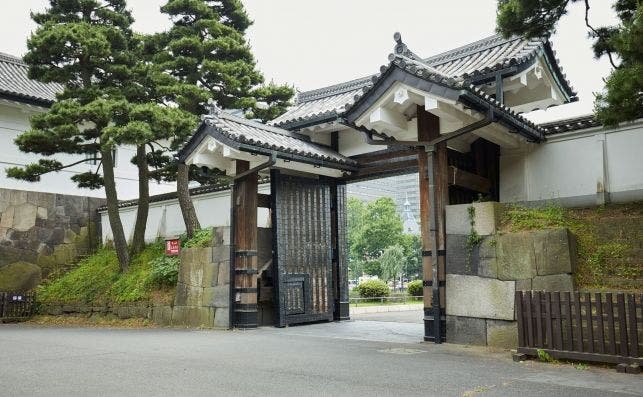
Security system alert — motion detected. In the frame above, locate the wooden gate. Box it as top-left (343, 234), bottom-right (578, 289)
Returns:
top-left (271, 172), bottom-right (335, 327)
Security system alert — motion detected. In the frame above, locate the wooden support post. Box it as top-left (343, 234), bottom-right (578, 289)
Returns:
top-left (232, 160), bottom-right (259, 328)
top-left (418, 106), bottom-right (447, 343)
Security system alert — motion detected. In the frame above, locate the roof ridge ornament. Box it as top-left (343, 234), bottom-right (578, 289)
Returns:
top-left (207, 99), bottom-right (222, 117)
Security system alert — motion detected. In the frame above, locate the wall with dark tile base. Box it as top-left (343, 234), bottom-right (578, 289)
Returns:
top-left (445, 202), bottom-right (576, 348)
top-left (0, 188), bottom-right (104, 291)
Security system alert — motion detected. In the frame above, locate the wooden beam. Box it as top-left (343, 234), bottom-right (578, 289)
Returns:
top-left (350, 159), bottom-right (418, 180)
top-left (351, 148), bottom-right (418, 164)
top-left (448, 166), bottom-right (491, 193)
top-left (232, 160), bottom-right (258, 328)
top-left (369, 106), bottom-right (408, 133)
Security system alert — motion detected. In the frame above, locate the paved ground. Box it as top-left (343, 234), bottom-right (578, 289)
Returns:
top-left (1, 320), bottom-right (641, 396)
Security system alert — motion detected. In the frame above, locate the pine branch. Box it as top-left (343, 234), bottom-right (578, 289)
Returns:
top-left (584, 0), bottom-right (619, 69)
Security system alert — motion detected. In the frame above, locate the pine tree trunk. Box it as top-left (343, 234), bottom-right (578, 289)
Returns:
top-left (177, 162), bottom-right (200, 238)
top-left (130, 145), bottom-right (149, 256)
top-left (102, 148), bottom-right (130, 272)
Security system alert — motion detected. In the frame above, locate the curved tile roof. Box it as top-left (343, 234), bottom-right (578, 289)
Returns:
top-left (271, 34), bottom-right (576, 129)
top-left (539, 115), bottom-right (601, 135)
top-left (179, 108), bottom-right (357, 169)
top-left (0, 53), bottom-right (61, 105)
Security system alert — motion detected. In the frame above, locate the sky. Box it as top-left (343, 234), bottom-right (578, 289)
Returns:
top-left (1, 0), bottom-right (619, 123)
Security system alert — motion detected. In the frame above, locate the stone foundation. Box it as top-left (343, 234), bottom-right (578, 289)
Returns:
top-left (445, 202), bottom-right (576, 348)
top-left (0, 188), bottom-right (104, 290)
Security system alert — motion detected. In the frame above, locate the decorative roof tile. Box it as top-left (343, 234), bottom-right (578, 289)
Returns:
top-left (539, 115), bottom-right (602, 135)
top-left (0, 53), bottom-right (62, 105)
top-left (272, 34), bottom-right (576, 129)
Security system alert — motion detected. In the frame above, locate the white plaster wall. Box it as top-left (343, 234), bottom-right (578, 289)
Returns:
top-left (0, 101), bottom-right (176, 199)
top-left (500, 120), bottom-right (643, 206)
top-left (100, 184), bottom-right (271, 243)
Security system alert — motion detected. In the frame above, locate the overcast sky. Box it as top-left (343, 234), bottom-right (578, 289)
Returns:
top-left (1, 0), bottom-right (618, 123)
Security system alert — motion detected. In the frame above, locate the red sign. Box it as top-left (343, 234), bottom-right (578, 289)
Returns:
top-left (165, 238), bottom-right (180, 256)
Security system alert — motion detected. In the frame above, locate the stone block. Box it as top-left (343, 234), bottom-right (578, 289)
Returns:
top-left (174, 282), bottom-right (204, 306)
top-left (202, 262), bottom-right (219, 287)
top-left (9, 190), bottom-right (27, 205)
top-left (63, 229), bottom-right (77, 244)
top-left (515, 279), bottom-right (532, 291)
top-left (13, 203), bottom-right (37, 232)
top-left (212, 227), bottom-right (231, 246)
top-left (0, 261), bottom-right (42, 291)
top-left (178, 255), bottom-right (204, 287)
top-left (447, 235), bottom-right (497, 278)
top-left (496, 232), bottom-right (536, 280)
top-left (152, 305), bottom-right (173, 326)
top-left (446, 274), bottom-right (515, 320)
top-left (446, 316), bottom-right (487, 345)
top-left (446, 202), bottom-right (502, 236)
top-left (191, 247), bottom-right (212, 265)
top-left (532, 274), bottom-right (574, 292)
top-left (203, 285), bottom-right (229, 308)
top-left (486, 320), bottom-right (518, 349)
top-left (212, 245), bottom-right (230, 262)
top-left (217, 260), bottom-right (230, 285)
top-left (36, 207), bottom-right (48, 220)
top-left (533, 228), bottom-right (576, 276)
top-left (214, 307), bottom-right (229, 328)
top-left (0, 206), bottom-right (14, 228)
top-left (171, 306), bottom-right (214, 328)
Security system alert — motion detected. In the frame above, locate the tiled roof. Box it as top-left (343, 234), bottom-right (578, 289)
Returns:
top-left (344, 37), bottom-right (545, 142)
top-left (0, 53), bottom-right (62, 105)
top-left (271, 34), bottom-right (576, 129)
top-left (179, 108), bottom-right (357, 169)
top-left (539, 115), bottom-right (602, 135)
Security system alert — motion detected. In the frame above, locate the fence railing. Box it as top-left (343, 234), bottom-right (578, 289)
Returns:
top-left (516, 291), bottom-right (642, 365)
top-left (0, 292), bottom-right (37, 322)
top-left (349, 296), bottom-right (423, 306)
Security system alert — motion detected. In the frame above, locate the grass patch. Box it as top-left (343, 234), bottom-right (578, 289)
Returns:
top-left (38, 228), bottom-right (216, 306)
top-left (26, 315), bottom-right (156, 328)
top-left (501, 202), bottom-right (643, 291)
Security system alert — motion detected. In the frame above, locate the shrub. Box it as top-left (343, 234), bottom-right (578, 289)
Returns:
top-left (407, 280), bottom-right (423, 296)
top-left (355, 279), bottom-right (390, 298)
top-left (182, 228), bottom-right (214, 248)
top-left (147, 256), bottom-right (180, 287)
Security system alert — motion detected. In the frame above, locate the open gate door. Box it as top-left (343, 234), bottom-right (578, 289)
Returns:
top-left (271, 171), bottom-right (335, 327)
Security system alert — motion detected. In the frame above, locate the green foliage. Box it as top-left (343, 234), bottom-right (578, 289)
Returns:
top-left (181, 228), bottom-right (214, 248)
top-left (38, 243), bottom-right (171, 304)
top-left (465, 205), bottom-right (484, 269)
top-left (537, 349), bottom-right (559, 364)
top-left (407, 280), bottom-right (423, 296)
top-left (363, 260), bottom-right (382, 278)
top-left (355, 279), bottom-right (390, 298)
top-left (156, 0), bottom-right (294, 119)
top-left (503, 204), bottom-right (567, 230)
top-left (349, 197), bottom-right (404, 260)
top-left (380, 245), bottom-right (405, 285)
top-left (502, 202), bottom-right (642, 290)
top-left (497, 0), bottom-right (643, 126)
top-left (147, 256), bottom-right (180, 288)
top-left (400, 233), bottom-right (422, 278)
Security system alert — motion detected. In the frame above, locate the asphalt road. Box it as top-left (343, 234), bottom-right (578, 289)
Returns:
top-left (1, 321), bottom-right (641, 397)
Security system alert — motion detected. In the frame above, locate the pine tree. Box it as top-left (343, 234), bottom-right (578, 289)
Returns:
top-left (154, 0), bottom-right (294, 237)
top-left (497, 0), bottom-right (642, 126)
top-left (7, 0), bottom-right (139, 271)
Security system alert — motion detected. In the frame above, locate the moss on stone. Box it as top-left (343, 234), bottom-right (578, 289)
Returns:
top-left (0, 261), bottom-right (42, 291)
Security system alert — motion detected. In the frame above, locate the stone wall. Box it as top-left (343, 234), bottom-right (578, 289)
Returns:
top-left (445, 202), bottom-right (576, 348)
top-left (0, 188), bottom-right (104, 291)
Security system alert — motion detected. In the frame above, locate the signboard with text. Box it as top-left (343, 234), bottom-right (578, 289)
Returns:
top-left (165, 238), bottom-right (180, 256)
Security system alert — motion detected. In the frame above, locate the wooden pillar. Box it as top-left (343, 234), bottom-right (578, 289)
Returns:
top-left (232, 160), bottom-right (259, 328)
top-left (417, 106), bottom-right (447, 342)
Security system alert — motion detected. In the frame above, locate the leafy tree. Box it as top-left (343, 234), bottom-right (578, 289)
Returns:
top-left (400, 233), bottom-right (422, 279)
top-left (153, 0), bottom-right (295, 237)
top-left (363, 260), bottom-right (382, 278)
top-left (497, 0), bottom-right (642, 126)
top-left (380, 245), bottom-right (405, 289)
top-left (351, 197), bottom-right (404, 260)
top-left (7, 0), bottom-right (139, 271)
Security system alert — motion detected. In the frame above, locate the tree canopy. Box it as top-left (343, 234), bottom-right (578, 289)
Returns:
top-left (496, 0), bottom-right (642, 126)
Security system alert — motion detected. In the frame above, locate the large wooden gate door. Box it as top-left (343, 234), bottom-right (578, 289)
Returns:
top-left (271, 171), bottom-right (336, 327)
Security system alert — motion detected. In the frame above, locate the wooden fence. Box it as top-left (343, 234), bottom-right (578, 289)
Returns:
top-left (516, 291), bottom-right (642, 365)
top-left (0, 292), bottom-right (37, 322)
